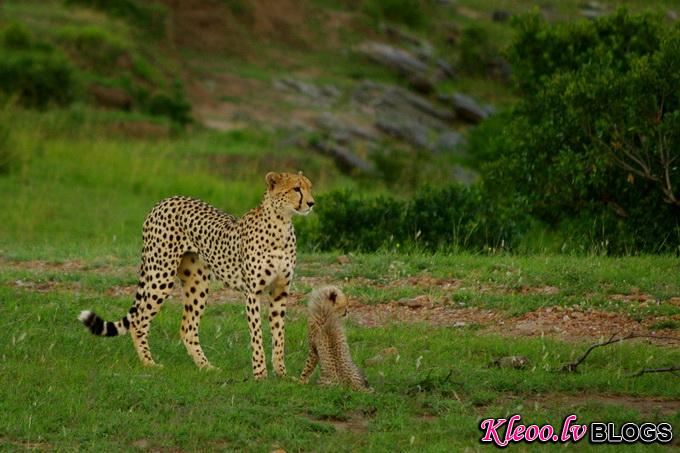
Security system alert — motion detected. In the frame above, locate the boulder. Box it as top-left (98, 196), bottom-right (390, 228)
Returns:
top-left (314, 112), bottom-right (381, 143)
top-left (357, 41), bottom-right (430, 80)
top-left (440, 92), bottom-right (492, 123)
top-left (436, 131), bottom-right (466, 154)
top-left (273, 77), bottom-right (341, 104)
top-left (375, 112), bottom-right (431, 149)
top-left (310, 139), bottom-right (373, 174)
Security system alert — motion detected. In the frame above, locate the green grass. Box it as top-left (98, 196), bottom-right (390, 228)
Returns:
top-left (2, 2), bottom-right (680, 450)
top-left (1, 263), bottom-right (679, 451)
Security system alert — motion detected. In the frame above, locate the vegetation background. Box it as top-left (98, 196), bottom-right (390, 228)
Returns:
top-left (0, 0), bottom-right (679, 451)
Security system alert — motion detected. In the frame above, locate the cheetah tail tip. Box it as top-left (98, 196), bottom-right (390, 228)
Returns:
top-left (78, 310), bottom-right (94, 325)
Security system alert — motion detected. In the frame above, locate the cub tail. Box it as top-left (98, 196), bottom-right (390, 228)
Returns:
top-left (78, 310), bottom-right (131, 337)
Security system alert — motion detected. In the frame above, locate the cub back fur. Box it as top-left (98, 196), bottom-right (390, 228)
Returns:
top-left (299, 286), bottom-right (371, 392)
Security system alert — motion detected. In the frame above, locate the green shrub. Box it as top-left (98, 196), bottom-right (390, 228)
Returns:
top-left (0, 124), bottom-right (14, 175)
top-left (0, 50), bottom-right (78, 108)
top-left (298, 184), bottom-right (527, 252)
top-left (143, 81), bottom-right (192, 125)
top-left (2, 22), bottom-right (33, 49)
top-left (458, 25), bottom-right (497, 76)
top-left (482, 10), bottom-right (680, 253)
top-left (362, 0), bottom-right (426, 28)
top-left (63, 0), bottom-right (168, 37)
top-left (57, 26), bottom-right (128, 73)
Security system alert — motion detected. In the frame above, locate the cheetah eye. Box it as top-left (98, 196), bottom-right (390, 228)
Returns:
top-left (293, 187), bottom-right (302, 193)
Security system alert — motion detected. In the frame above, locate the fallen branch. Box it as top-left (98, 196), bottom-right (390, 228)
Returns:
top-left (628, 366), bottom-right (680, 378)
top-left (560, 332), bottom-right (680, 373)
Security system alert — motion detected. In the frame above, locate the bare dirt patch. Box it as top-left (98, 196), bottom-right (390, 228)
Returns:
top-left (350, 295), bottom-right (499, 328)
top-left (524, 394), bottom-right (680, 418)
top-left (493, 306), bottom-right (643, 340)
top-left (0, 257), bottom-right (135, 275)
top-left (307, 412), bottom-right (369, 434)
top-left (3, 258), bottom-right (677, 341)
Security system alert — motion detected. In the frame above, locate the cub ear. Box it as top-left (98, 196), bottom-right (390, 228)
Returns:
top-left (266, 172), bottom-right (281, 191)
top-left (328, 290), bottom-right (337, 303)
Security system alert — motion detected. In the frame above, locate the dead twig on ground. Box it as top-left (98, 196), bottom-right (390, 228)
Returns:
top-left (628, 366), bottom-right (680, 378)
top-left (561, 332), bottom-right (680, 373)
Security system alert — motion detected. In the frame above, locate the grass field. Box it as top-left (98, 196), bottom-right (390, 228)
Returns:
top-left (1, 105), bottom-right (679, 452)
top-left (2, 0), bottom-right (680, 450)
top-left (1, 251), bottom-right (679, 451)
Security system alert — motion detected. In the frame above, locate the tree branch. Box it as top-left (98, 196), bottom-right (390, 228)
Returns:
top-left (628, 366), bottom-right (680, 377)
top-left (561, 332), bottom-right (680, 373)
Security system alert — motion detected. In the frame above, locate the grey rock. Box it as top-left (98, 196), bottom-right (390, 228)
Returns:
top-left (436, 131), bottom-right (465, 154)
top-left (380, 85), bottom-right (455, 125)
top-left (314, 112), bottom-right (382, 143)
top-left (451, 165), bottom-right (478, 185)
top-left (436, 59), bottom-right (456, 79)
top-left (310, 139), bottom-right (373, 174)
top-left (274, 77), bottom-right (341, 103)
top-left (440, 92), bottom-right (491, 123)
top-left (668, 10), bottom-right (678, 21)
top-left (357, 41), bottom-right (430, 79)
top-left (579, 1), bottom-right (606, 19)
top-left (489, 355), bottom-right (532, 369)
top-left (376, 112), bottom-right (431, 149)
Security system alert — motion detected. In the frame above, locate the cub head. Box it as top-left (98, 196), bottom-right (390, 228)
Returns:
top-left (265, 171), bottom-right (314, 216)
top-left (308, 285), bottom-right (349, 317)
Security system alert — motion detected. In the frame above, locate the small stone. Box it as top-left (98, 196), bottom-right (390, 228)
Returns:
top-left (453, 321), bottom-right (467, 328)
top-left (489, 355), bottom-right (531, 369)
top-left (365, 355), bottom-right (385, 366)
top-left (381, 347), bottom-right (399, 355)
top-left (337, 255), bottom-right (350, 265)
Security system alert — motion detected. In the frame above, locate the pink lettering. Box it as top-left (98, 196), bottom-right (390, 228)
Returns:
top-left (480, 418), bottom-right (508, 446)
top-left (539, 425), bottom-right (554, 441)
top-left (525, 424), bottom-right (539, 441)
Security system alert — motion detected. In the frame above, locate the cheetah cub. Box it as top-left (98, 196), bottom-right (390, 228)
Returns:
top-left (300, 286), bottom-right (372, 392)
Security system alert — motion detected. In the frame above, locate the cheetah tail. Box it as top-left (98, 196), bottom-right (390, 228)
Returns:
top-left (78, 310), bottom-right (131, 337)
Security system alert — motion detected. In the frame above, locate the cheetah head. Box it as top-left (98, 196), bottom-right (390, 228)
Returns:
top-left (309, 285), bottom-right (349, 317)
top-left (265, 171), bottom-right (315, 216)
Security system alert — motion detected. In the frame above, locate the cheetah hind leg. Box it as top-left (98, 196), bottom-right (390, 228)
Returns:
top-left (131, 256), bottom-right (179, 367)
top-left (178, 253), bottom-right (216, 370)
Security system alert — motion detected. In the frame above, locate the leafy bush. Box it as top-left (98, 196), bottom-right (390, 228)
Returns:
top-left (0, 24), bottom-right (79, 108)
top-left (481, 10), bottom-right (680, 253)
top-left (142, 81), bottom-right (192, 126)
top-left (458, 25), bottom-right (498, 76)
top-left (298, 184), bottom-right (527, 252)
top-left (0, 124), bottom-right (14, 175)
top-left (362, 0), bottom-right (426, 28)
top-left (63, 0), bottom-right (168, 37)
top-left (57, 26), bottom-right (128, 73)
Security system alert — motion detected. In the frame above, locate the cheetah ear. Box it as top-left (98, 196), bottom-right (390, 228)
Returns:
top-left (266, 172), bottom-right (281, 191)
top-left (328, 290), bottom-right (337, 303)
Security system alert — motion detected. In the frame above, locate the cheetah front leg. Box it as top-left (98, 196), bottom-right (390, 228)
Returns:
top-left (246, 292), bottom-right (268, 379)
top-left (269, 282), bottom-right (290, 377)
top-left (299, 343), bottom-right (319, 384)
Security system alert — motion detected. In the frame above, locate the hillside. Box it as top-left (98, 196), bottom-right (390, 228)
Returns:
top-left (1, 0), bottom-right (680, 255)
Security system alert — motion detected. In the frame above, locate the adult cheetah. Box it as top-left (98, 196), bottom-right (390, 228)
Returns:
top-left (79, 171), bottom-right (314, 379)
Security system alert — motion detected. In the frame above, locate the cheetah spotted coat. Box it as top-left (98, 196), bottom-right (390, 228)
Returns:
top-left (80, 172), bottom-right (314, 379)
top-left (299, 286), bottom-right (371, 392)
